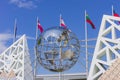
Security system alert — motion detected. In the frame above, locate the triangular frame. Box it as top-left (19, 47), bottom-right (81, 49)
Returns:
top-left (88, 15), bottom-right (120, 80)
top-left (0, 35), bottom-right (33, 80)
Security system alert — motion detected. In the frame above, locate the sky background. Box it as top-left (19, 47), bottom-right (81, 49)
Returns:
top-left (0, 0), bottom-right (120, 75)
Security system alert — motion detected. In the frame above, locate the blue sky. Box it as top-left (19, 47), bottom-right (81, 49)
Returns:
top-left (0, 0), bottom-right (120, 74)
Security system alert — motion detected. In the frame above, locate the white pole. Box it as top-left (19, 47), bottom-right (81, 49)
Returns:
top-left (36, 17), bottom-right (38, 40)
top-left (59, 41), bottom-right (62, 80)
top-left (59, 14), bottom-right (62, 80)
top-left (60, 14), bottom-right (61, 26)
top-left (85, 10), bottom-right (89, 77)
top-left (59, 72), bottom-right (61, 80)
top-left (13, 18), bottom-right (17, 43)
top-left (34, 17), bottom-right (38, 80)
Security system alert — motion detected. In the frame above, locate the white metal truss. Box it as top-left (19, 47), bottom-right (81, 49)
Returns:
top-left (0, 35), bottom-right (33, 80)
top-left (88, 15), bottom-right (120, 80)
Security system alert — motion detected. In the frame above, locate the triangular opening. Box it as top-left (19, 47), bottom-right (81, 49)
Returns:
top-left (97, 52), bottom-right (107, 62)
top-left (14, 43), bottom-right (18, 47)
top-left (93, 64), bottom-right (101, 74)
top-left (5, 56), bottom-right (8, 60)
top-left (98, 62), bottom-right (109, 70)
top-left (109, 49), bottom-right (116, 60)
top-left (13, 62), bottom-right (17, 69)
top-left (103, 29), bottom-right (112, 39)
top-left (104, 19), bottom-right (112, 30)
top-left (11, 47), bottom-right (16, 53)
top-left (110, 18), bottom-right (120, 25)
top-left (5, 49), bottom-right (10, 55)
top-left (18, 47), bottom-right (23, 53)
top-left (17, 62), bottom-right (22, 69)
top-left (0, 62), bottom-right (4, 67)
top-left (105, 39), bottom-right (118, 47)
top-left (13, 47), bottom-right (18, 56)
top-left (19, 71), bottom-right (22, 77)
top-left (114, 27), bottom-right (120, 39)
top-left (1, 55), bottom-right (4, 60)
top-left (115, 49), bottom-right (120, 56)
top-left (97, 40), bottom-right (106, 51)
top-left (19, 54), bottom-right (23, 60)
top-left (19, 40), bottom-right (23, 46)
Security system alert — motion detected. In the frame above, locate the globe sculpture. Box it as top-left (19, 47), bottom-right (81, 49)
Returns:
top-left (36, 27), bottom-right (80, 72)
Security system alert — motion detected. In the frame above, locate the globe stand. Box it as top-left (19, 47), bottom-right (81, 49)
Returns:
top-left (59, 72), bottom-right (61, 80)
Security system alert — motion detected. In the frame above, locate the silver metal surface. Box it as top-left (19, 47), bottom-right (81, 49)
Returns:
top-left (36, 27), bottom-right (80, 72)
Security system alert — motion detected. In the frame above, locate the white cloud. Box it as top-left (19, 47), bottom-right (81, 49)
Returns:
top-left (0, 33), bottom-right (13, 53)
top-left (9, 0), bottom-right (37, 9)
top-left (0, 33), bottom-right (35, 53)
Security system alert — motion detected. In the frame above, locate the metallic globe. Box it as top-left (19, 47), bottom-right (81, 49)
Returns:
top-left (36, 27), bottom-right (80, 72)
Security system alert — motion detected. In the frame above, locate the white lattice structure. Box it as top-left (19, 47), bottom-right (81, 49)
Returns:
top-left (0, 35), bottom-right (33, 80)
top-left (88, 15), bottom-right (120, 80)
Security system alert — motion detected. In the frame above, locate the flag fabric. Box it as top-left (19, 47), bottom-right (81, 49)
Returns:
top-left (37, 20), bottom-right (44, 33)
top-left (60, 14), bottom-right (67, 28)
top-left (14, 24), bottom-right (17, 39)
top-left (113, 10), bottom-right (120, 24)
top-left (86, 14), bottom-right (96, 29)
top-left (37, 36), bottom-right (42, 45)
top-left (14, 19), bottom-right (17, 40)
top-left (113, 10), bottom-right (120, 17)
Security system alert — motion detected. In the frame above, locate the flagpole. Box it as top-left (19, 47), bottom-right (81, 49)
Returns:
top-left (85, 10), bottom-right (89, 77)
top-left (34, 17), bottom-right (38, 80)
top-left (36, 17), bottom-right (39, 40)
top-left (13, 18), bottom-right (17, 43)
top-left (60, 14), bottom-right (61, 26)
top-left (59, 13), bottom-right (62, 80)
